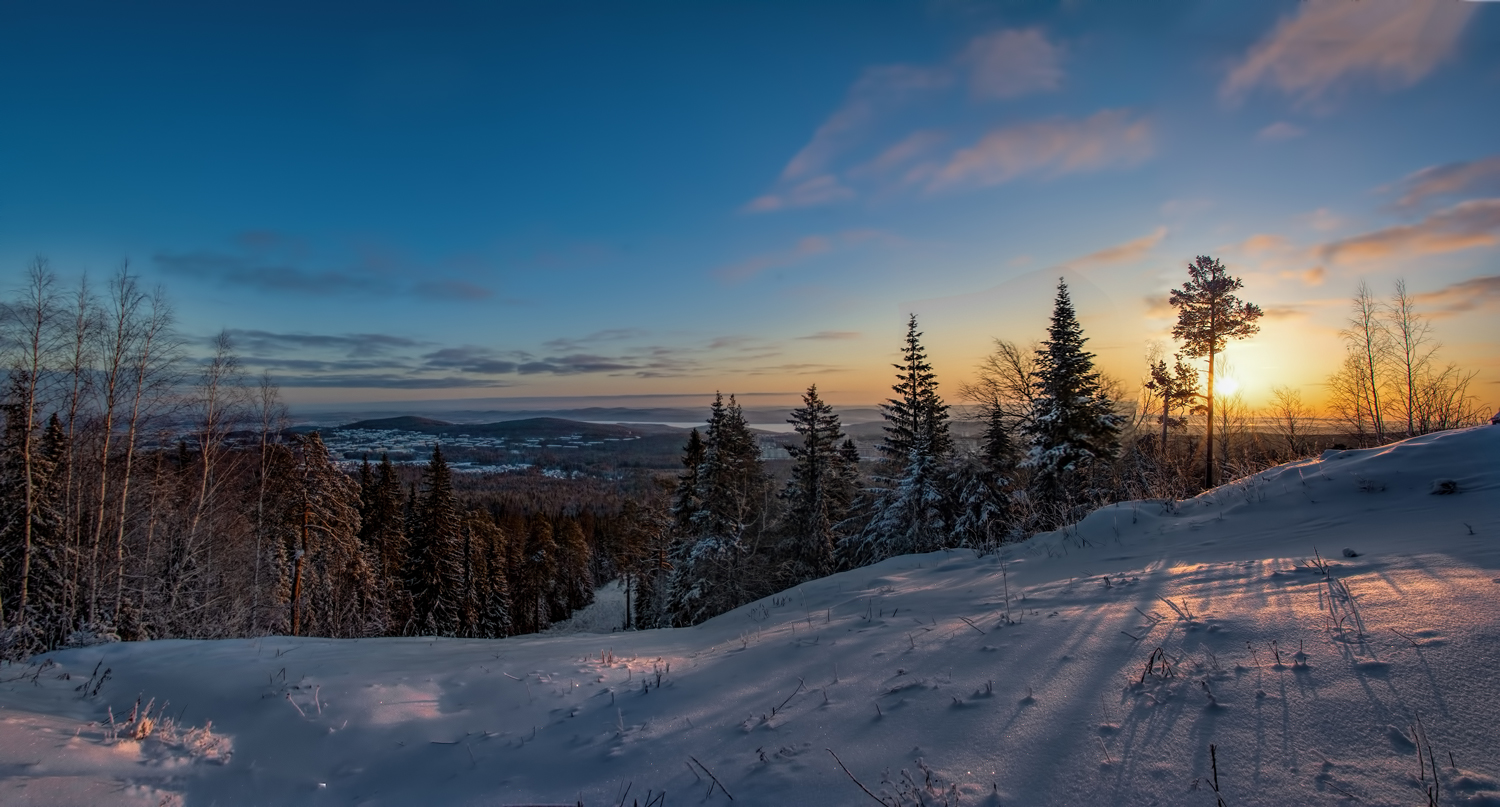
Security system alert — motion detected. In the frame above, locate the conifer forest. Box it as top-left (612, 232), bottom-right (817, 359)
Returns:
top-left (0, 259), bottom-right (1489, 659)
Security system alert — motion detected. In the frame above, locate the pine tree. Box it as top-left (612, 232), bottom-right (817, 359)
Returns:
top-left (845, 316), bottom-right (952, 566)
top-left (358, 454), bottom-right (407, 632)
top-left (513, 513), bottom-right (557, 634)
top-left (1169, 256), bottom-right (1263, 488)
top-left (667, 393), bottom-right (766, 626)
top-left (1143, 354), bottom-right (1201, 456)
top-left (552, 517), bottom-right (594, 622)
top-left (951, 406), bottom-right (1017, 552)
top-left (469, 510), bottom-right (512, 638)
top-left (670, 428), bottom-right (705, 532)
top-left (1022, 279), bottom-right (1121, 527)
top-left (780, 384), bottom-right (852, 580)
top-left (405, 445), bottom-right (462, 636)
top-left (283, 432), bottom-right (366, 638)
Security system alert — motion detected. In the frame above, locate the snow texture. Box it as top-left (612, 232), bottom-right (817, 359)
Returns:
top-left (2, 426), bottom-right (1498, 806)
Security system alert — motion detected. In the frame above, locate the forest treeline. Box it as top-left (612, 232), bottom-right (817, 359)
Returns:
top-left (0, 257), bottom-right (1489, 656)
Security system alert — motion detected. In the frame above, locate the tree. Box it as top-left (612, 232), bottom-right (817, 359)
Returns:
top-left (667, 393), bottom-right (767, 626)
top-left (958, 339), bottom-right (1038, 435)
top-left (1022, 279), bottom-right (1121, 524)
top-left (1268, 386), bottom-right (1311, 457)
top-left (283, 432), bottom-right (366, 638)
top-left (1143, 353), bottom-right (1200, 456)
top-left (951, 404), bottom-right (1017, 552)
top-left (779, 384), bottom-right (852, 579)
top-left (1342, 281), bottom-right (1389, 444)
top-left (406, 445), bottom-right (462, 636)
top-left (845, 316), bottom-right (953, 566)
top-left (878, 315), bottom-right (951, 468)
top-left (1168, 256), bottom-right (1262, 488)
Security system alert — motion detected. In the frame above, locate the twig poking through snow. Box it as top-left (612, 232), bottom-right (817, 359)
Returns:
top-left (827, 748), bottom-right (890, 806)
top-left (689, 755), bottom-right (733, 801)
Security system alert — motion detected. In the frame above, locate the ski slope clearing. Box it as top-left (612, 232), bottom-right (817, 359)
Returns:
top-left (3, 427), bottom-right (1498, 806)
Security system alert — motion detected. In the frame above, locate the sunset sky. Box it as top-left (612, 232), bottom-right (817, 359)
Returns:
top-left (2, 0), bottom-right (1497, 413)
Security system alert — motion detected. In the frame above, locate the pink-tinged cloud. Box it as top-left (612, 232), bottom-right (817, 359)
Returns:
top-left (926, 109), bottom-right (1152, 192)
top-left (1066, 227), bottom-right (1167, 268)
top-left (1223, 0), bottom-right (1474, 105)
top-left (1393, 155), bottom-right (1500, 209)
top-left (714, 229), bottom-right (895, 284)
top-left (1321, 198), bottom-right (1500, 265)
top-left (744, 175), bottom-right (856, 212)
top-left (1238, 233), bottom-right (1292, 255)
top-left (778, 64), bottom-right (951, 184)
top-left (796, 330), bottom-right (861, 341)
top-left (849, 129), bottom-right (948, 179)
top-left (1413, 275), bottom-right (1500, 318)
top-left (960, 28), bottom-right (1064, 100)
top-left (1257, 122), bottom-right (1305, 142)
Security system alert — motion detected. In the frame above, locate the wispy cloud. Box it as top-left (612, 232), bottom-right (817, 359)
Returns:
top-left (1064, 227), bottom-right (1167, 269)
top-left (746, 28), bottom-right (1065, 212)
top-left (796, 331), bottom-right (861, 341)
top-left (714, 230), bottom-right (895, 284)
top-left (1257, 122), bottom-right (1305, 142)
top-left (155, 232), bottom-right (498, 301)
top-left (959, 28), bottom-right (1064, 100)
top-left (1320, 199), bottom-right (1500, 264)
top-left (775, 65), bottom-right (951, 188)
top-left (1412, 275), bottom-right (1500, 318)
top-left (1390, 155), bottom-right (1500, 210)
top-left (923, 109), bottom-right (1152, 192)
top-left (1222, 0), bottom-right (1474, 106)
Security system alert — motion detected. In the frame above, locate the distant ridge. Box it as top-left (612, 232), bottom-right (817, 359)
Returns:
top-left (340, 415), bottom-right (454, 431)
top-left (336, 415), bottom-right (676, 440)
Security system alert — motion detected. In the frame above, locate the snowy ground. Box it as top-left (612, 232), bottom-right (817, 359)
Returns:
top-left (3, 427), bottom-right (1498, 806)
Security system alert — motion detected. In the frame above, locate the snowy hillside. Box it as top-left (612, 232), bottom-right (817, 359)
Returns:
top-left (3, 427), bottom-right (1498, 806)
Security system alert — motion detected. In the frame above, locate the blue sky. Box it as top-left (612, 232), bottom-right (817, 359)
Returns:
top-left (2, 0), bottom-right (1497, 410)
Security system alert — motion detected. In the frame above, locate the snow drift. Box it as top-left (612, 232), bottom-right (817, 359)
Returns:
top-left (2, 426), bottom-right (1498, 806)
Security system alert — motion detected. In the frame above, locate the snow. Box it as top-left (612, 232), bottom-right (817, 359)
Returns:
top-left (3, 426), bottom-right (1498, 806)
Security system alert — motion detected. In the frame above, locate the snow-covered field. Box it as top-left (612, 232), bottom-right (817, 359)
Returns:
top-left (3, 427), bottom-right (1497, 806)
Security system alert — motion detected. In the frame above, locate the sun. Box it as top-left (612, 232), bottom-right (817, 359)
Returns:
top-left (1215, 375), bottom-right (1241, 396)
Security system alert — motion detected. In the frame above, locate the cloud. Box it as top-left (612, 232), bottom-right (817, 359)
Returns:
top-left (272, 374), bottom-right (515, 390)
top-left (1223, 0), bottom-right (1474, 105)
top-left (849, 130), bottom-right (948, 179)
top-left (959, 28), bottom-right (1064, 100)
top-left (1391, 155), bottom-right (1500, 209)
top-left (542, 329), bottom-right (648, 352)
top-left (155, 233), bottom-right (497, 301)
top-left (1257, 122), bottom-right (1305, 142)
top-left (226, 329), bottom-right (427, 359)
top-left (715, 230), bottom-right (895, 284)
top-left (1302, 208), bottom-right (1344, 232)
top-left (1412, 275), bottom-right (1500, 317)
top-left (777, 65), bottom-right (952, 187)
top-left (1065, 227), bottom-right (1167, 269)
top-left (796, 331), bottom-right (861, 341)
top-left (924, 109), bottom-right (1152, 192)
top-left (1320, 199), bottom-right (1500, 264)
top-left (1238, 234), bottom-right (1292, 255)
top-left (746, 28), bottom-right (1065, 211)
top-left (744, 175), bottom-right (857, 213)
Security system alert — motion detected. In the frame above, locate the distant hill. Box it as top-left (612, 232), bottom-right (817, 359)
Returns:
top-left (336, 415), bottom-right (668, 441)
top-left (340, 415), bottom-right (454, 432)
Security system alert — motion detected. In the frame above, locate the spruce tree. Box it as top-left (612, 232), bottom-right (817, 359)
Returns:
top-left (406, 445), bottom-right (462, 636)
top-left (780, 384), bottom-right (851, 580)
top-left (1022, 279), bottom-right (1121, 527)
top-left (846, 316), bottom-right (952, 566)
top-left (667, 393), bottom-right (766, 626)
top-left (513, 513), bottom-right (557, 634)
top-left (283, 432), bottom-right (366, 638)
top-left (552, 517), bottom-right (594, 621)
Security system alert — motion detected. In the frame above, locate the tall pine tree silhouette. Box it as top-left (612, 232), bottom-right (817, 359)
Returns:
top-left (1022, 280), bottom-right (1120, 527)
top-left (406, 445), bottom-right (462, 636)
top-left (1169, 256), bottom-right (1262, 488)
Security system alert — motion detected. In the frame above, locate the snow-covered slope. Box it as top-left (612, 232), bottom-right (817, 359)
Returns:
top-left (3, 427), bottom-right (1498, 806)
